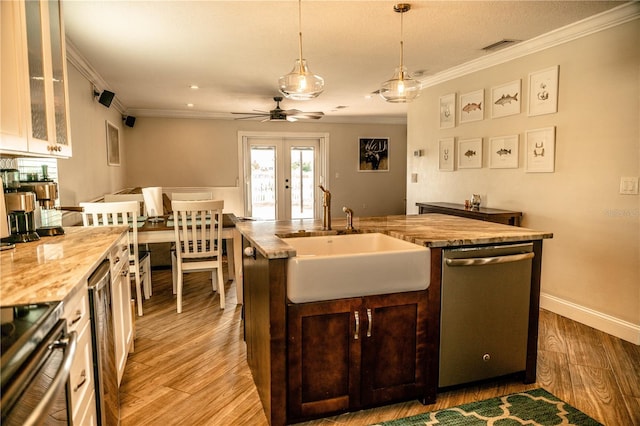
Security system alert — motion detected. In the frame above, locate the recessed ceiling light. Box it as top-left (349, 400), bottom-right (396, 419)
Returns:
top-left (186, 103), bottom-right (194, 107)
top-left (189, 84), bottom-right (199, 90)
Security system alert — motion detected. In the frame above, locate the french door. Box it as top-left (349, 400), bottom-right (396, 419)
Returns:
top-left (243, 134), bottom-right (325, 221)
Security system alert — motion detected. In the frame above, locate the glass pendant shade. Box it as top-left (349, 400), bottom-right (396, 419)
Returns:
top-left (279, 59), bottom-right (324, 100)
top-left (379, 66), bottom-right (420, 103)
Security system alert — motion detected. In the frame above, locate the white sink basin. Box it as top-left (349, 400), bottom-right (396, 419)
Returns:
top-left (285, 233), bottom-right (430, 303)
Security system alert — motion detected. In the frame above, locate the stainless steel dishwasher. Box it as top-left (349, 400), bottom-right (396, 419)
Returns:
top-left (439, 243), bottom-right (534, 388)
top-left (88, 260), bottom-right (119, 425)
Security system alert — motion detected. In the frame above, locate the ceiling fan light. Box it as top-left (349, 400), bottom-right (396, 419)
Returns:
top-left (279, 59), bottom-right (324, 100)
top-left (379, 66), bottom-right (420, 103)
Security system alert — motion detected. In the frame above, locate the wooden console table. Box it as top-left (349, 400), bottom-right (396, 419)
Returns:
top-left (416, 202), bottom-right (522, 226)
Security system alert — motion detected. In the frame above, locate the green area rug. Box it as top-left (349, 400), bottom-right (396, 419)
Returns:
top-left (372, 388), bottom-right (602, 426)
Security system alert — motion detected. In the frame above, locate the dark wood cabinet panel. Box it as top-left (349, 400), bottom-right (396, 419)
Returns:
top-left (287, 298), bottom-right (361, 420)
top-left (361, 292), bottom-right (427, 407)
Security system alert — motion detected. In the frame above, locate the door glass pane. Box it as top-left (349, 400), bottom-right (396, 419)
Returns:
top-left (290, 147), bottom-right (315, 219)
top-left (25, 0), bottom-right (48, 141)
top-left (250, 146), bottom-right (276, 220)
top-left (48, 0), bottom-right (68, 145)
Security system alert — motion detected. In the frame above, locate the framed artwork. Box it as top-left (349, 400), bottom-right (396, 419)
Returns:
top-left (491, 80), bottom-right (521, 118)
top-left (457, 138), bottom-right (483, 169)
top-left (525, 127), bottom-right (556, 172)
top-left (358, 137), bottom-right (389, 172)
top-left (106, 120), bottom-right (120, 166)
top-left (528, 65), bottom-right (559, 116)
top-left (439, 93), bottom-right (456, 129)
top-left (489, 135), bottom-right (519, 169)
top-left (459, 89), bottom-right (484, 123)
top-left (438, 138), bottom-right (455, 171)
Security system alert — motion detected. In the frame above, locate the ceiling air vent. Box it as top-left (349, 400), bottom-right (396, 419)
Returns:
top-left (482, 39), bottom-right (521, 52)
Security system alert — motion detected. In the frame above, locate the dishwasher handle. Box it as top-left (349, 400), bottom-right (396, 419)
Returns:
top-left (445, 251), bottom-right (534, 267)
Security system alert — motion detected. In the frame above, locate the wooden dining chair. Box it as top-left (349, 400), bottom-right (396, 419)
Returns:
top-left (103, 194), bottom-right (153, 298)
top-left (80, 201), bottom-right (150, 316)
top-left (171, 199), bottom-right (225, 313)
top-left (170, 192), bottom-right (213, 289)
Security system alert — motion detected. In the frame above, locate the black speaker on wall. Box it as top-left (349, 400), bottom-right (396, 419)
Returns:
top-left (123, 115), bottom-right (136, 128)
top-left (93, 87), bottom-right (115, 108)
top-left (98, 90), bottom-right (115, 108)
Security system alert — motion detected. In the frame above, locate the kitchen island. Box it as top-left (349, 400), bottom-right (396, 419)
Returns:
top-left (237, 214), bottom-right (552, 426)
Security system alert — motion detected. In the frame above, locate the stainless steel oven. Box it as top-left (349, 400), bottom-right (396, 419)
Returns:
top-left (1, 302), bottom-right (77, 425)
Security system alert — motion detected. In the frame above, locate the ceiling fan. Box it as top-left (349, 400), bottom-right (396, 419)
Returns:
top-left (231, 96), bottom-right (324, 122)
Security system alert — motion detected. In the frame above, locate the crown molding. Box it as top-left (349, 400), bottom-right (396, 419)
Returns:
top-left (419, 2), bottom-right (640, 88)
top-left (66, 38), bottom-right (125, 113)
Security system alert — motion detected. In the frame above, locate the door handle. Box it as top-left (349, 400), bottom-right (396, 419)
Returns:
top-left (366, 308), bottom-right (372, 337)
top-left (445, 252), bottom-right (534, 267)
top-left (354, 311), bottom-right (360, 340)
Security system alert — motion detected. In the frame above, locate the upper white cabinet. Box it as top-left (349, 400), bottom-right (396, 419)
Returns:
top-left (1, 0), bottom-right (72, 157)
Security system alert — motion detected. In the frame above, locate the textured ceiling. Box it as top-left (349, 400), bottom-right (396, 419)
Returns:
top-left (62, 1), bottom-right (627, 124)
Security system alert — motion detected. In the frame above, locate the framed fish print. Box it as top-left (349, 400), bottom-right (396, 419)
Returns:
top-left (457, 138), bottom-right (482, 169)
top-left (439, 93), bottom-right (456, 129)
top-left (459, 89), bottom-right (484, 123)
top-left (528, 65), bottom-right (559, 116)
top-left (489, 135), bottom-right (519, 169)
top-left (438, 137), bottom-right (455, 171)
top-left (106, 120), bottom-right (120, 166)
top-left (491, 80), bottom-right (521, 118)
top-left (525, 127), bottom-right (555, 172)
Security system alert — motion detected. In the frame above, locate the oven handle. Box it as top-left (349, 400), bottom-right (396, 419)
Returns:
top-left (23, 330), bottom-right (78, 426)
top-left (445, 252), bottom-right (534, 267)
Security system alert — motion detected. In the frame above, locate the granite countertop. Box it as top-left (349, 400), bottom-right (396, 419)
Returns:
top-left (0, 226), bottom-right (128, 306)
top-left (236, 213), bottom-right (553, 259)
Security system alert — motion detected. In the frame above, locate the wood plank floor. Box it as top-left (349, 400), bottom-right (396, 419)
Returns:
top-left (119, 266), bottom-right (640, 425)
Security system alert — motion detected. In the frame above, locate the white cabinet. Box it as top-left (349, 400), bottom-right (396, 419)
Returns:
top-left (0, 0), bottom-right (72, 157)
top-left (63, 287), bottom-right (97, 425)
top-left (110, 233), bottom-right (133, 385)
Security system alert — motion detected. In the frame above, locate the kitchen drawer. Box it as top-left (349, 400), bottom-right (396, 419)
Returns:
top-left (109, 234), bottom-right (130, 275)
top-left (74, 388), bottom-right (97, 426)
top-left (63, 287), bottom-right (90, 334)
top-left (69, 320), bottom-right (95, 422)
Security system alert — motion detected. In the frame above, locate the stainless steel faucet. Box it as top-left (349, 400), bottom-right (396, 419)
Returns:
top-left (319, 185), bottom-right (331, 230)
top-left (342, 206), bottom-right (354, 230)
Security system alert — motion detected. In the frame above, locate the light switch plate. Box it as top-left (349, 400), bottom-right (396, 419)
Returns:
top-left (619, 176), bottom-right (639, 195)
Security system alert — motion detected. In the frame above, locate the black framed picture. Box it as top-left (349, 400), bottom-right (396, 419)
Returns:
top-left (358, 137), bottom-right (389, 172)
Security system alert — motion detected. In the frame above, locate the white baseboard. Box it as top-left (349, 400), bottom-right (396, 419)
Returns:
top-left (540, 293), bottom-right (640, 345)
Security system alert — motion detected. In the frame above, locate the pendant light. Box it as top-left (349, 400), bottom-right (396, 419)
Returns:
top-left (379, 3), bottom-right (420, 103)
top-left (279, 0), bottom-right (324, 100)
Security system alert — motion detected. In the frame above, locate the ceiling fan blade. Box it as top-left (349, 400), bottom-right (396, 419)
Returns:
top-left (231, 112), bottom-right (268, 116)
top-left (233, 115), bottom-right (266, 120)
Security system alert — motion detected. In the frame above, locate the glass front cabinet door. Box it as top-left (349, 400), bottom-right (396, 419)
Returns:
top-left (1, 0), bottom-right (72, 157)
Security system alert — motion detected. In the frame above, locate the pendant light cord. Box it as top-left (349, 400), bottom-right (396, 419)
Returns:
top-left (298, 0), bottom-right (305, 69)
top-left (399, 9), bottom-right (405, 79)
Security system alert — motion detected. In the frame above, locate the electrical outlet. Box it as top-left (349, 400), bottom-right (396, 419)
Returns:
top-left (619, 177), bottom-right (639, 195)
top-left (411, 173), bottom-right (418, 183)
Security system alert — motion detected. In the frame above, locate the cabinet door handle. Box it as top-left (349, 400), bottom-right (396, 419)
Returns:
top-left (366, 308), bottom-right (372, 338)
top-left (354, 311), bottom-right (360, 340)
top-left (70, 310), bottom-right (83, 326)
top-left (73, 369), bottom-right (87, 392)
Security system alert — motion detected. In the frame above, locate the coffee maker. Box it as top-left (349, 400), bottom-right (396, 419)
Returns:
top-left (2, 191), bottom-right (40, 243)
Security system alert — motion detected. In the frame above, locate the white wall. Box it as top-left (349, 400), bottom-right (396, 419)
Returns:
top-left (57, 64), bottom-right (127, 205)
top-left (123, 117), bottom-right (407, 218)
top-left (406, 20), bottom-right (639, 342)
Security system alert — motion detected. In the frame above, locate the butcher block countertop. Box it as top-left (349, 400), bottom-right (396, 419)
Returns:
top-left (236, 213), bottom-right (553, 259)
top-left (0, 226), bottom-right (128, 306)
